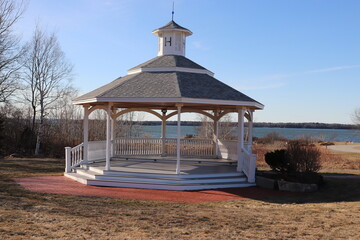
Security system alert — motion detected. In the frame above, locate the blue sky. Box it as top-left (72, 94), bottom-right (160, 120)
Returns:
top-left (16, 0), bottom-right (360, 124)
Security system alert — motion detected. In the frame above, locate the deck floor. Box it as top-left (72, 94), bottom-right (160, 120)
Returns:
top-left (89, 157), bottom-right (238, 175)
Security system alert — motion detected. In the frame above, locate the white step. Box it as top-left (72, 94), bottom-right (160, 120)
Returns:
top-left (87, 179), bottom-right (255, 191)
top-left (64, 172), bottom-right (88, 184)
top-left (65, 167), bottom-right (254, 191)
top-left (88, 166), bottom-right (244, 179)
top-left (94, 175), bottom-right (247, 185)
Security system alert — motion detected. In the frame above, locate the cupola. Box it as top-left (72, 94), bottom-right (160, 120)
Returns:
top-left (152, 20), bottom-right (192, 57)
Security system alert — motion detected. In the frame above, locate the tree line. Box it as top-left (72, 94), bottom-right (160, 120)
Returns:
top-left (1, 0), bottom-right (359, 158)
top-left (0, 0), bottom-right (77, 157)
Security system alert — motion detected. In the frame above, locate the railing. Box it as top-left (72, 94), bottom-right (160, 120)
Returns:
top-left (114, 138), bottom-right (162, 156)
top-left (113, 138), bottom-right (214, 157)
top-left (241, 147), bottom-right (256, 183)
top-left (166, 138), bottom-right (214, 157)
top-left (218, 140), bottom-right (252, 160)
top-left (65, 143), bottom-right (84, 173)
top-left (88, 140), bottom-right (106, 161)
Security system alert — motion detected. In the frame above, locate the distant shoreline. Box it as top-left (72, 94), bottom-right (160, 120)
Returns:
top-left (137, 121), bottom-right (357, 130)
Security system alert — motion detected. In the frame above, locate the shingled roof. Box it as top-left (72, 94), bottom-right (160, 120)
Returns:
top-left (128, 55), bottom-right (207, 72)
top-left (74, 70), bottom-right (262, 108)
top-left (153, 20), bottom-right (192, 35)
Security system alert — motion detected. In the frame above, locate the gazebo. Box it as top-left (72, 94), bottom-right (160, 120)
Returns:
top-left (64, 20), bottom-right (264, 190)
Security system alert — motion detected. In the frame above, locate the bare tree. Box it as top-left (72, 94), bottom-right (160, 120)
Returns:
top-left (353, 107), bottom-right (360, 126)
top-left (196, 113), bottom-right (235, 140)
top-left (22, 26), bottom-right (73, 155)
top-left (0, 0), bottom-right (26, 103)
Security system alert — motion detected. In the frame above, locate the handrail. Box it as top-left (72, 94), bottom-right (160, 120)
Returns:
top-left (65, 143), bottom-right (84, 173)
top-left (241, 146), bottom-right (256, 183)
top-left (113, 137), bottom-right (214, 157)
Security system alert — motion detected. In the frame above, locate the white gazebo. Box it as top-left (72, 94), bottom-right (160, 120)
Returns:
top-left (64, 20), bottom-right (264, 190)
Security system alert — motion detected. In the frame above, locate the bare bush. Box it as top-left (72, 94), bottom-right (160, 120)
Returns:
top-left (256, 131), bottom-right (287, 144)
top-left (286, 140), bottom-right (322, 173)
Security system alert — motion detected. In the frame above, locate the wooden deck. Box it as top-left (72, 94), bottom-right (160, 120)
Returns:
top-left (90, 157), bottom-right (238, 175)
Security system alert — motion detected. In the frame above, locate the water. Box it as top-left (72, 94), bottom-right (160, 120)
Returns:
top-left (141, 125), bottom-right (360, 143)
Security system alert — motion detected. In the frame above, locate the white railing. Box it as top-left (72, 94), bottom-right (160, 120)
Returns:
top-left (218, 140), bottom-right (252, 160)
top-left (65, 143), bottom-right (84, 173)
top-left (113, 138), bottom-right (214, 157)
top-left (241, 147), bottom-right (256, 183)
top-left (166, 138), bottom-right (214, 157)
top-left (88, 140), bottom-right (106, 161)
top-left (114, 138), bottom-right (162, 156)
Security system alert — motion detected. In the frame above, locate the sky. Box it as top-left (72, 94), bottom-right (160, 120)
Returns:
top-left (15, 0), bottom-right (360, 124)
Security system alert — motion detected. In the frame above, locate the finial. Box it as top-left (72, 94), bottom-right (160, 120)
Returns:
top-left (172, 2), bottom-right (174, 21)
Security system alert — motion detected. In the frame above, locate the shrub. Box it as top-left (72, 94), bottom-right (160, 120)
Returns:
top-left (265, 150), bottom-right (288, 172)
top-left (265, 140), bottom-right (322, 174)
top-left (286, 140), bottom-right (321, 173)
top-left (256, 131), bottom-right (287, 144)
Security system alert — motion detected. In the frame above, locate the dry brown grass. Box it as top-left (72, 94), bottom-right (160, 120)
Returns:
top-left (254, 142), bottom-right (360, 174)
top-left (1, 154), bottom-right (360, 239)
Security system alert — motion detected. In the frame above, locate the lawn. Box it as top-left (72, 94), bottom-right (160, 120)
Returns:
top-left (1, 152), bottom-right (360, 239)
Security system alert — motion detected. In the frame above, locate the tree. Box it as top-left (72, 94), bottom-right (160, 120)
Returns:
top-left (0, 0), bottom-right (26, 103)
top-left (22, 26), bottom-right (73, 155)
top-left (353, 107), bottom-right (360, 126)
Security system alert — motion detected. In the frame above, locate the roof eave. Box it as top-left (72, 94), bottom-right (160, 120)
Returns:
top-left (152, 28), bottom-right (192, 36)
top-left (73, 97), bottom-right (264, 110)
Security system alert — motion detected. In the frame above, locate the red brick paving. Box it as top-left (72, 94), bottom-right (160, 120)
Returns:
top-left (13, 176), bottom-right (289, 203)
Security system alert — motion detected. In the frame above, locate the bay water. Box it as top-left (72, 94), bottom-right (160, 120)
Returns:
top-left (141, 125), bottom-right (360, 143)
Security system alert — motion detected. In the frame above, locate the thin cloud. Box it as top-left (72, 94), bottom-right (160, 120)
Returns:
top-left (238, 82), bottom-right (287, 90)
top-left (237, 63), bottom-right (360, 91)
top-left (191, 41), bottom-right (208, 51)
top-left (306, 65), bottom-right (360, 73)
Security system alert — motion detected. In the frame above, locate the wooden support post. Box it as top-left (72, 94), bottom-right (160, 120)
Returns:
top-left (83, 106), bottom-right (89, 167)
top-left (213, 110), bottom-right (219, 157)
top-left (176, 104), bottom-right (182, 174)
top-left (110, 113), bottom-right (115, 157)
top-left (248, 110), bottom-right (253, 152)
top-left (105, 103), bottom-right (112, 171)
top-left (237, 108), bottom-right (245, 172)
top-left (161, 117), bottom-right (167, 156)
top-left (65, 147), bottom-right (72, 173)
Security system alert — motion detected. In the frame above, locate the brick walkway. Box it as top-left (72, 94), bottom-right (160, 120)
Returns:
top-left (13, 176), bottom-right (289, 203)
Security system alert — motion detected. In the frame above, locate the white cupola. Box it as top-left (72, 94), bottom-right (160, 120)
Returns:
top-left (152, 20), bottom-right (192, 57)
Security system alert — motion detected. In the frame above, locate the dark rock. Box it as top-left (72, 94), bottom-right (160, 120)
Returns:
top-left (278, 180), bottom-right (318, 192)
top-left (256, 176), bottom-right (278, 190)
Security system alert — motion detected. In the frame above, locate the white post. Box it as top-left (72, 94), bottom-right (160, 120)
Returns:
top-left (213, 110), bottom-right (219, 157)
top-left (105, 104), bottom-right (112, 171)
top-left (161, 116), bottom-right (167, 156)
top-left (176, 104), bottom-right (182, 174)
top-left (83, 106), bottom-right (89, 167)
top-left (248, 110), bottom-right (253, 152)
top-left (65, 147), bottom-right (72, 173)
top-left (110, 114), bottom-right (115, 157)
top-left (237, 108), bottom-right (245, 172)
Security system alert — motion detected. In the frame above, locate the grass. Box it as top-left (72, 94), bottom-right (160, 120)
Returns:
top-left (1, 150), bottom-right (360, 239)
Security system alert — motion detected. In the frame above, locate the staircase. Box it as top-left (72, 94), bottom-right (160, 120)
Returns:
top-left (65, 166), bottom-right (255, 191)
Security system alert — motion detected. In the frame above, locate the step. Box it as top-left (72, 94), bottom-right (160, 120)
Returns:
top-left (65, 168), bottom-right (254, 191)
top-left (94, 175), bottom-right (248, 185)
top-left (64, 172), bottom-right (88, 184)
top-left (75, 169), bottom-right (97, 179)
top-left (88, 166), bottom-right (244, 179)
top-left (87, 179), bottom-right (255, 191)
top-left (75, 167), bottom-right (247, 185)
